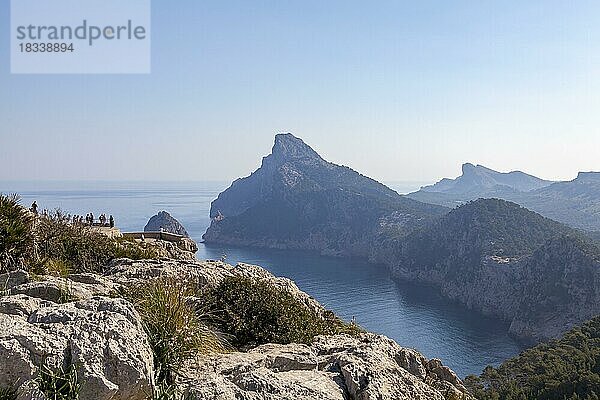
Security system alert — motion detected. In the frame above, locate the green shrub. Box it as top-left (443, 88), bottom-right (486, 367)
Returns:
top-left (0, 197), bottom-right (162, 275)
top-left (0, 194), bottom-right (35, 273)
top-left (465, 316), bottom-right (600, 400)
top-left (127, 276), bottom-right (226, 385)
top-left (36, 356), bottom-right (82, 400)
top-left (34, 211), bottom-right (116, 274)
top-left (112, 237), bottom-right (160, 260)
top-left (205, 276), bottom-right (361, 348)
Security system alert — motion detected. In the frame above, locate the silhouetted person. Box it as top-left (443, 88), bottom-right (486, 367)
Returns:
top-left (109, 215), bottom-right (114, 228)
top-left (90, 213), bottom-right (94, 226)
top-left (30, 201), bottom-right (38, 215)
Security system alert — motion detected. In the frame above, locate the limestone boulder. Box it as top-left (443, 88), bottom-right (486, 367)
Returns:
top-left (180, 333), bottom-right (471, 400)
top-left (0, 295), bottom-right (154, 400)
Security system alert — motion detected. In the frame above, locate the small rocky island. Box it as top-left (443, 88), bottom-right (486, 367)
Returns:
top-left (144, 211), bottom-right (189, 237)
top-left (0, 195), bottom-right (469, 400)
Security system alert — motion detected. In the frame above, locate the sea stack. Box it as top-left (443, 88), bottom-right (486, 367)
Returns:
top-left (144, 211), bottom-right (189, 237)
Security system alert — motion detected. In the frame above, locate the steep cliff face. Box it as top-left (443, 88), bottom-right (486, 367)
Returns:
top-left (204, 133), bottom-right (446, 257)
top-left (204, 135), bottom-right (600, 342)
top-left (379, 199), bottom-right (600, 343)
top-left (510, 236), bottom-right (600, 340)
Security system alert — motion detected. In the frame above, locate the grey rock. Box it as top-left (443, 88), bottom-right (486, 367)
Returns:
top-left (0, 270), bottom-right (30, 292)
top-left (0, 258), bottom-right (472, 400)
top-left (181, 333), bottom-right (471, 400)
top-left (104, 258), bottom-right (327, 317)
top-left (0, 294), bottom-right (53, 317)
top-left (145, 210), bottom-right (189, 237)
top-left (0, 295), bottom-right (154, 400)
top-left (9, 275), bottom-right (116, 303)
top-left (10, 281), bottom-right (67, 303)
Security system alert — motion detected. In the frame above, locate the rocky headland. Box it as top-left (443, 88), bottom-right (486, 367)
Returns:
top-left (376, 198), bottom-right (600, 343)
top-left (203, 133), bottom-right (447, 257)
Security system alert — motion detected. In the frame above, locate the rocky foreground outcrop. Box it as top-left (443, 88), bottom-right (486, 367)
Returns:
top-left (0, 295), bottom-right (154, 400)
top-left (0, 258), bottom-right (470, 400)
top-left (182, 334), bottom-right (468, 400)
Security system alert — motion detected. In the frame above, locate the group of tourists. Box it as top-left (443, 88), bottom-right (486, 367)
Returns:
top-left (30, 201), bottom-right (115, 228)
top-left (79, 213), bottom-right (114, 228)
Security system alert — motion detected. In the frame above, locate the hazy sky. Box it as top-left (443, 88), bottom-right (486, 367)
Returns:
top-left (1, 1), bottom-right (599, 183)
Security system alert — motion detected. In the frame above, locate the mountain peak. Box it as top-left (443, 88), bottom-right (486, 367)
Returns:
top-left (461, 163), bottom-right (477, 173)
top-left (271, 133), bottom-right (322, 162)
top-left (576, 171), bottom-right (600, 182)
top-left (461, 163), bottom-right (497, 176)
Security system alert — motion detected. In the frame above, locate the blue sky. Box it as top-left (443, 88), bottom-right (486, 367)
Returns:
top-left (1, 1), bottom-right (599, 182)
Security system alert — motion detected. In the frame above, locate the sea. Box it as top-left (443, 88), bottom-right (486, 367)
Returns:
top-left (0, 180), bottom-right (525, 377)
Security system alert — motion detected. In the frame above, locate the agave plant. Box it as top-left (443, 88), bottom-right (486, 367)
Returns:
top-left (0, 194), bottom-right (35, 273)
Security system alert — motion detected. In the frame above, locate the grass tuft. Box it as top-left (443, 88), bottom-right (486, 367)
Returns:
top-left (36, 356), bottom-right (82, 400)
top-left (152, 383), bottom-right (199, 400)
top-left (126, 276), bottom-right (227, 385)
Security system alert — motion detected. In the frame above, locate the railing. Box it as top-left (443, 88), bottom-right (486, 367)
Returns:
top-left (122, 231), bottom-right (186, 243)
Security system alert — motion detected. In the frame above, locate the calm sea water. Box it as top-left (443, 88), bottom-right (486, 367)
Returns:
top-left (0, 180), bottom-right (524, 377)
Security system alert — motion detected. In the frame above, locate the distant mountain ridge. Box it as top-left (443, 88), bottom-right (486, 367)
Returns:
top-left (420, 163), bottom-right (553, 195)
top-left (408, 164), bottom-right (600, 232)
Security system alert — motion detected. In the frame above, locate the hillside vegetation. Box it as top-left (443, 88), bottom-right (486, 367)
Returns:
top-left (465, 316), bottom-right (600, 400)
